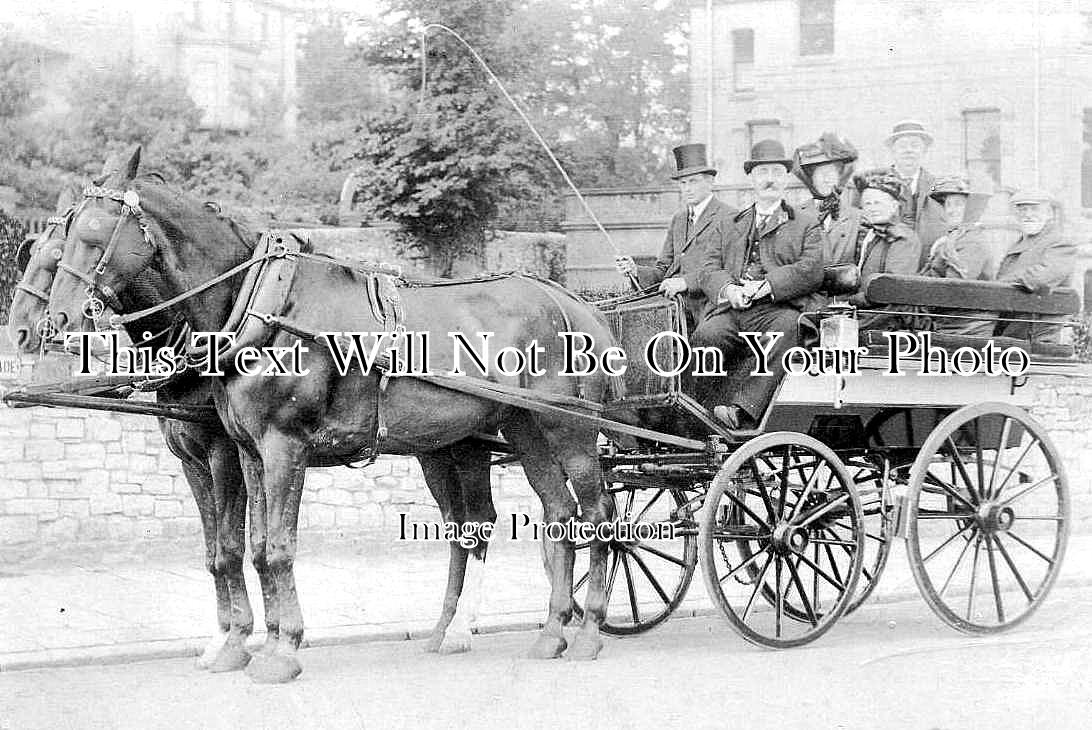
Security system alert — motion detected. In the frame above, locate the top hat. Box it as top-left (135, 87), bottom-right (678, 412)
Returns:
top-left (670, 143), bottom-right (716, 180)
top-left (744, 139), bottom-right (793, 174)
top-left (929, 175), bottom-right (971, 202)
top-left (885, 119), bottom-right (934, 147)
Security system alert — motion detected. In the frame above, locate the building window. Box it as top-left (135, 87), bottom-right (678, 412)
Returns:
top-left (747, 119), bottom-right (783, 152)
top-left (799, 0), bottom-right (834, 56)
top-left (963, 108), bottom-right (1001, 187)
top-left (733, 29), bottom-right (754, 92)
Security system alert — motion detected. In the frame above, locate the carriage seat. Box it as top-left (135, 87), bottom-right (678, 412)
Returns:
top-left (858, 274), bottom-right (1081, 360)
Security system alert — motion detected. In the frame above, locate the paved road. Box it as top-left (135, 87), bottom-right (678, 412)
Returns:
top-left (2, 581), bottom-right (1090, 730)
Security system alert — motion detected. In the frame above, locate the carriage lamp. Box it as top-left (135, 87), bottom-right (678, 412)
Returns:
top-left (819, 302), bottom-right (859, 351)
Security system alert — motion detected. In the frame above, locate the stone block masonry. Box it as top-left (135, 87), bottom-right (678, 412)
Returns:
top-left (0, 403), bottom-right (543, 561)
top-left (1, 376), bottom-right (1090, 560)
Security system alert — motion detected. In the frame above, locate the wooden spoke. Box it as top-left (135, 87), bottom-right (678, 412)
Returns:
top-left (993, 534), bottom-right (1034, 604)
top-left (985, 535), bottom-right (1005, 623)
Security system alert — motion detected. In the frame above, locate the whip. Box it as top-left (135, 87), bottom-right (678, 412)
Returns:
top-left (416, 23), bottom-right (640, 290)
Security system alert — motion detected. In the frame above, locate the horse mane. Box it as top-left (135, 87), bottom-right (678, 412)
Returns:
top-left (128, 173), bottom-right (258, 253)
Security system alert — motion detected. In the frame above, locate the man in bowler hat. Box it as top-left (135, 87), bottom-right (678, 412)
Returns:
top-left (616, 143), bottom-right (735, 326)
top-left (693, 140), bottom-right (823, 430)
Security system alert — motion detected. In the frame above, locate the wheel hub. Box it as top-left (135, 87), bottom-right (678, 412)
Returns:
top-left (771, 522), bottom-right (809, 555)
top-left (976, 502), bottom-right (1015, 534)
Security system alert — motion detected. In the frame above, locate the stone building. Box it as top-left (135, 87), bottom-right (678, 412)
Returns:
top-left (565, 0), bottom-right (1092, 291)
top-left (688, 0), bottom-right (1092, 207)
top-left (3, 0), bottom-right (300, 131)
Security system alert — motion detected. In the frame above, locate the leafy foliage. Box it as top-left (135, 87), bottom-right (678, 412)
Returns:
top-left (0, 209), bottom-right (28, 323)
top-left (348, 0), bottom-right (552, 275)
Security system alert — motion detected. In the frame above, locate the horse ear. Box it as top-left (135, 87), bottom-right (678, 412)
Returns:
top-left (55, 186), bottom-right (77, 212)
top-left (122, 144), bottom-right (142, 181)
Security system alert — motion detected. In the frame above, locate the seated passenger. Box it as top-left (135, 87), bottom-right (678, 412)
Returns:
top-left (841, 169), bottom-right (923, 330)
top-left (921, 177), bottom-right (1020, 336)
top-left (994, 189), bottom-right (1077, 344)
top-left (693, 140), bottom-right (823, 431)
top-left (614, 143), bottom-right (734, 328)
top-left (792, 132), bottom-right (861, 308)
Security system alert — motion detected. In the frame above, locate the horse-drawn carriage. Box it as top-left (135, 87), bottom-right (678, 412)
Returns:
top-left (564, 274), bottom-right (1080, 647)
top-left (5, 157), bottom-right (1086, 679)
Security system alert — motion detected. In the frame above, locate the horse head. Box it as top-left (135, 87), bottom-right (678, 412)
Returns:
top-left (48, 145), bottom-right (252, 340)
top-left (8, 203), bottom-right (78, 352)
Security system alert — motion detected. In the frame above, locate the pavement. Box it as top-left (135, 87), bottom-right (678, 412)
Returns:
top-left (3, 531), bottom-right (1092, 673)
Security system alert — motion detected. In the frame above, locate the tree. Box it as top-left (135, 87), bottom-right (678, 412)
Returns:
top-left (347, 0), bottom-right (552, 276)
top-left (515, 0), bottom-right (690, 187)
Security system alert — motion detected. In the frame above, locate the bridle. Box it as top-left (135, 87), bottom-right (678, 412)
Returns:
top-left (14, 212), bottom-right (71, 306)
top-left (57, 186), bottom-right (157, 323)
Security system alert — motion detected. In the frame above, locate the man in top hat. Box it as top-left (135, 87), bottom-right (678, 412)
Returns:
top-left (616, 143), bottom-right (734, 326)
top-left (995, 188), bottom-right (1076, 343)
top-left (885, 120), bottom-right (946, 264)
top-left (693, 139), bottom-right (823, 431)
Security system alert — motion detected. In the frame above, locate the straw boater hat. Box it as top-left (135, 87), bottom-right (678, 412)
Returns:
top-left (743, 139), bottom-right (793, 174)
top-left (885, 119), bottom-right (934, 147)
top-left (669, 143), bottom-right (716, 180)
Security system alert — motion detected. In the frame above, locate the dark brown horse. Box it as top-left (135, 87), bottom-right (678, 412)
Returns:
top-left (8, 188), bottom-right (257, 673)
top-left (47, 148), bottom-right (616, 683)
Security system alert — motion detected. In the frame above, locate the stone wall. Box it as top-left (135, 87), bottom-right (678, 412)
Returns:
top-left (0, 401), bottom-right (540, 560)
top-left (2, 374), bottom-right (1091, 559)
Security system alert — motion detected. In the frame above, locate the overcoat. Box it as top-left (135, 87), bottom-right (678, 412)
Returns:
top-left (633, 196), bottom-right (736, 324)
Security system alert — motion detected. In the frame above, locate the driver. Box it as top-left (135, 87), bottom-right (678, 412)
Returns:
top-left (614, 143), bottom-right (735, 327)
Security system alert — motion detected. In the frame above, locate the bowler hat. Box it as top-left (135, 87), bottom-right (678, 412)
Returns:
top-left (885, 119), bottom-right (934, 147)
top-left (670, 143), bottom-right (716, 180)
top-left (744, 139), bottom-right (793, 174)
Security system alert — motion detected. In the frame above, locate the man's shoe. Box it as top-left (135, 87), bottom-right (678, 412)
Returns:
top-left (712, 404), bottom-right (757, 430)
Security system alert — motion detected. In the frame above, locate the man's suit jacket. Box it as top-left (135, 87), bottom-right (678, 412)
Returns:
top-left (892, 166), bottom-right (946, 265)
top-left (634, 195), bottom-right (736, 323)
top-left (698, 201), bottom-right (824, 313)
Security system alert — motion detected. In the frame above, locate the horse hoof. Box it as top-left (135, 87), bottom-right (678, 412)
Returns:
top-left (245, 654), bottom-right (302, 684)
top-left (209, 642), bottom-right (252, 673)
top-left (526, 634), bottom-right (567, 660)
top-left (566, 634), bottom-right (603, 662)
top-left (437, 632), bottom-right (472, 655)
top-left (195, 633), bottom-right (228, 670)
top-left (423, 629), bottom-right (445, 651)
top-left (255, 636), bottom-right (278, 657)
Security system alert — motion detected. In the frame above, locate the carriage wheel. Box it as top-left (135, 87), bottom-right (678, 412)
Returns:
top-left (841, 456), bottom-right (894, 615)
top-left (906, 403), bottom-right (1069, 634)
top-left (700, 432), bottom-right (864, 648)
top-left (571, 483), bottom-right (698, 635)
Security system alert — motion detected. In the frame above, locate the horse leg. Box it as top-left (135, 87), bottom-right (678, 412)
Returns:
top-left (503, 414), bottom-right (577, 659)
top-left (244, 429), bottom-right (309, 685)
top-left (239, 451), bottom-right (279, 659)
top-left (437, 441), bottom-right (496, 655)
top-left (417, 448), bottom-right (467, 653)
top-left (542, 423), bottom-right (612, 661)
top-left (176, 456), bottom-right (230, 670)
top-left (207, 437), bottom-right (254, 672)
